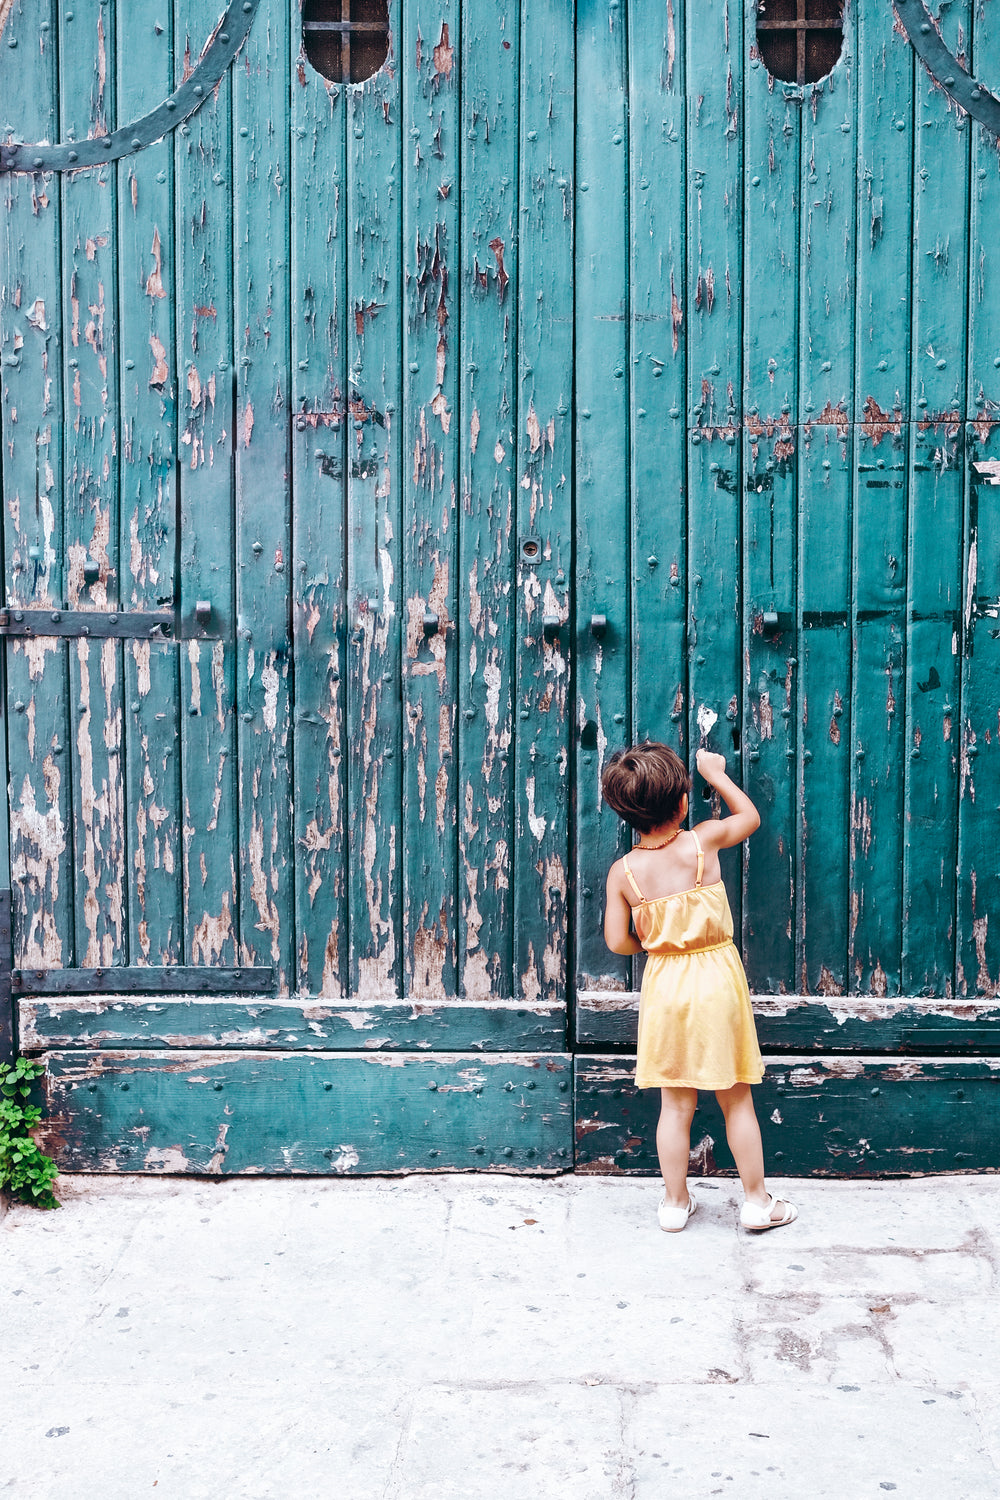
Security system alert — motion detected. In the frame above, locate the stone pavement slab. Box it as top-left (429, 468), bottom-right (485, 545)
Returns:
top-left (1, 1174), bottom-right (998, 1498)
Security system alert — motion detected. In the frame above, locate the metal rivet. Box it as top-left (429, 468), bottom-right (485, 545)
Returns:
top-left (214, 1082), bottom-right (223, 1091)
top-left (324, 1082), bottom-right (333, 1091)
top-left (428, 1080), bottom-right (438, 1091)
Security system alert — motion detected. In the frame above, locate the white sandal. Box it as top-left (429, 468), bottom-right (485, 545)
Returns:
top-left (740, 1193), bottom-right (797, 1232)
top-left (658, 1191), bottom-right (697, 1233)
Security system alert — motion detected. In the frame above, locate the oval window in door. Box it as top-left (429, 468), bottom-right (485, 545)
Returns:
top-left (303, 0), bottom-right (390, 86)
top-left (756, 0), bottom-right (844, 86)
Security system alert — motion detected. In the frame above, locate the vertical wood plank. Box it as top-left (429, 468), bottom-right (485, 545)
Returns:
top-left (958, 1), bottom-right (1000, 997)
top-left (60, 0), bottom-right (127, 968)
top-left (514, 0), bottom-right (572, 1003)
top-left (290, 12), bottom-right (349, 998)
top-left (117, 0), bottom-right (182, 966)
top-left (958, 434), bottom-right (1000, 996)
top-left (629, 0), bottom-right (686, 752)
top-left (796, 13), bottom-right (856, 995)
top-left (851, 0), bottom-right (913, 994)
top-left (685, 0), bottom-right (743, 923)
top-left (902, 0), bottom-right (970, 997)
top-left (233, 0), bottom-right (293, 994)
top-left (742, 22), bottom-right (800, 993)
top-left (458, 0), bottom-right (517, 999)
top-left (0, 1), bottom-right (72, 970)
top-left (174, 0), bottom-right (239, 969)
top-left (575, 0), bottom-right (629, 991)
top-left (345, 3), bottom-right (403, 997)
top-left (401, 0), bottom-right (459, 998)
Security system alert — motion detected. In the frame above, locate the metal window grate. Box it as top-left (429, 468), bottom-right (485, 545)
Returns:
top-left (303, 0), bottom-right (390, 85)
top-left (756, 0), bottom-right (843, 87)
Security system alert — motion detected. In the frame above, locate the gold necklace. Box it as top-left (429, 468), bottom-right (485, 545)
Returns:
top-left (635, 828), bottom-right (682, 851)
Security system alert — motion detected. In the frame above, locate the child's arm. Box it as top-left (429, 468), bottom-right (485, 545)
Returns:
top-left (604, 861), bottom-right (643, 955)
top-left (694, 749), bottom-right (760, 849)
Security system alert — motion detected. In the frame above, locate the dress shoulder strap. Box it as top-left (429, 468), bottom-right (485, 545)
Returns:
top-left (621, 855), bottom-right (645, 904)
top-left (690, 829), bottom-right (705, 888)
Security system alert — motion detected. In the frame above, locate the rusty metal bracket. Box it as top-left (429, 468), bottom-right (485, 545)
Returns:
top-left (0, 891), bottom-right (13, 1065)
top-left (0, 608), bottom-right (221, 641)
top-left (895, 0), bottom-right (1000, 139)
top-left (0, 0), bottom-right (262, 175)
top-left (13, 966), bottom-right (275, 997)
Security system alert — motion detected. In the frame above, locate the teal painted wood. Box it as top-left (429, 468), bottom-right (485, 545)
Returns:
top-left (401, 0), bottom-right (460, 998)
top-left (742, 9), bottom-right (800, 994)
top-left (290, 13), bottom-right (349, 999)
top-left (902, 0), bottom-right (970, 997)
top-left (629, 0), bottom-right (687, 754)
top-left (957, 432), bottom-right (1000, 996)
top-left (35, 1050), bottom-right (574, 1173)
top-left (575, 1055), bottom-right (1000, 1176)
top-left (21, 997), bottom-right (567, 1051)
top-left (574, 0), bottom-right (629, 993)
top-left (345, 10), bottom-right (403, 999)
top-left (0, 2), bottom-right (74, 973)
top-left (850, 0), bottom-right (912, 994)
top-left (173, 0), bottom-right (239, 969)
top-left (513, 0), bottom-right (572, 1003)
top-left (117, 0), bottom-right (182, 967)
top-left (574, 991), bottom-right (1000, 1054)
top-left (969, 0), bottom-right (1000, 418)
top-left (233, 0), bottom-right (293, 995)
top-left (60, 0), bottom-right (127, 969)
top-left (685, 0), bottom-right (743, 926)
top-left (796, 13), bottom-right (856, 997)
top-left (458, 0), bottom-right (517, 1001)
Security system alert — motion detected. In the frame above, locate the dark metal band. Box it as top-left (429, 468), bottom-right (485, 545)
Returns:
top-left (896, 0), bottom-right (1000, 138)
top-left (0, 0), bottom-right (262, 175)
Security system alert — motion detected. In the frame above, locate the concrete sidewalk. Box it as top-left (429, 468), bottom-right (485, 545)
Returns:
top-left (2, 1173), bottom-right (999, 1499)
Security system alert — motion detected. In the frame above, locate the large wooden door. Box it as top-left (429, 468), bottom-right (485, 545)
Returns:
top-left (573, 0), bottom-right (1000, 1175)
top-left (0, 0), bottom-right (574, 1172)
top-left (4, 0), bottom-right (1000, 1177)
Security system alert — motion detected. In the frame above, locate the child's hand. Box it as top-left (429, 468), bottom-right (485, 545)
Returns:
top-left (696, 748), bottom-right (727, 785)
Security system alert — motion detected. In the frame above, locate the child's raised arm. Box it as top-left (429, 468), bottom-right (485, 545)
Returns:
top-left (693, 749), bottom-right (760, 850)
top-left (604, 861), bottom-right (643, 955)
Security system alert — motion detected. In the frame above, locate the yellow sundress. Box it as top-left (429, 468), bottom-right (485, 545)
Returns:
top-left (624, 830), bottom-right (764, 1091)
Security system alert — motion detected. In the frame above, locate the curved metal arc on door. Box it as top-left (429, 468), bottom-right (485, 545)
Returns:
top-left (0, 0), bottom-right (262, 175)
top-left (895, 0), bottom-right (1000, 138)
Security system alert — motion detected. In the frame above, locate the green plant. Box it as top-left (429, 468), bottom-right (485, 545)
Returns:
top-left (0, 1058), bottom-right (60, 1209)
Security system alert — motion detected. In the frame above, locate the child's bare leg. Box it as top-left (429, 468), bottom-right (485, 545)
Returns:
top-left (715, 1083), bottom-right (790, 1219)
top-left (656, 1087), bottom-right (697, 1207)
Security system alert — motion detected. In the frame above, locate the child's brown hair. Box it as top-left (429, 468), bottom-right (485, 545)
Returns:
top-left (601, 742), bottom-right (691, 834)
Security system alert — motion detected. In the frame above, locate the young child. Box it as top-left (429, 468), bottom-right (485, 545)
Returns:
top-left (602, 742), bottom-right (797, 1234)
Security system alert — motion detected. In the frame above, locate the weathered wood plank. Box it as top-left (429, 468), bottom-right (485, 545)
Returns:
top-left (902, 0), bottom-right (970, 997)
top-left (629, 0), bottom-right (686, 752)
top-left (61, 0), bottom-right (128, 969)
top-left (685, 0), bottom-right (743, 923)
top-left (574, 991), bottom-right (1000, 1054)
top-left (35, 1050), bottom-right (574, 1173)
top-left (401, 0), bottom-right (460, 999)
top-left (21, 997), bottom-right (567, 1052)
top-left (174, 0), bottom-right (239, 969)
top-left (233, 0), bottom-right (293, 994)
top-left (117, 0), bottom-right (182, 967)
top-left (457, 0), bottom-right (517, 1001)
top-left (796, 16), bottom-right (856, 997)
top-left (345, 4), bottom-right (403, 998)
top-left (513, 0), bottom-right (572, 1003)
top-left (574, 0), bottom-right (629, 993)
top-left (290, 12), bottom-right (348, 999)
top-left (742, 11), bottom-right (800, 994)
top-left (850, 0), bottom-right (913, 994)
top-left (0, 1), bottom-right (74, 973)
top-left (957, 434), bottom-right (1000, 996)
top-left (575, 1054), bottom-right (1000, 1176)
